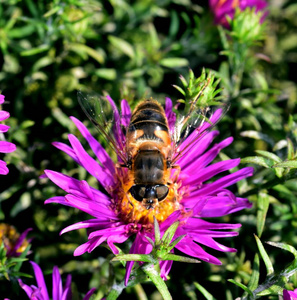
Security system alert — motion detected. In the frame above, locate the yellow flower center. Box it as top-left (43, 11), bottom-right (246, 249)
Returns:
top-left (0, 223), bottom-right (29, 254)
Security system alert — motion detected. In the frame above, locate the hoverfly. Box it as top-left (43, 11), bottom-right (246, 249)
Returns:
top-left (77, 89), bottom-right (228, 212)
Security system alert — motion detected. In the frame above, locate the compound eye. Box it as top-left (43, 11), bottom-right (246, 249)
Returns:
top-left (129, 185), bottom-right (146, 202)
top-left (155, 185), bottom-right (169, 201)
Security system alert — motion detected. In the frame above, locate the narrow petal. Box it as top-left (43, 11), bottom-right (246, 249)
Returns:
top-left (52, 141), bottom-right (80, 165)
top-left (0, 124), bottom-right (10, 133)
top-left (199, 196), bottom-right (253, 217)
top-left (165, 97), bottom-right (176, 134)
top-left (177, 131), bottom-right (219, 167)
top-left (18, 279), bottom-right (34, 298)
top-left (175, 236), bottom-right (222, 265)
top-left (30, 261), bottom-right (50, 300)
top-left (121, 99), bottom-right (131, 127)
top-left (106, 95), bottom-right (125, 150)
top-left (183, 158), bottom-right (240, 186)
top-left (70, 116), bottom-right (115, 175)
top-left (189, 167), bottom-right (253, 197)
top-left (0, 94), bottom-right (4, 104)
top-left (52, 266), bottom-right (63, 300)
top-left (0, 141), bottom-right (17, 153)
top-left (68, 134), bottom-right (115, 189)
top-left (83, 288), bottom-right (97, 300)
top-left (0, 160), bottom-right (9, 175)
top-left (0, 110), bottom-right (10, 121)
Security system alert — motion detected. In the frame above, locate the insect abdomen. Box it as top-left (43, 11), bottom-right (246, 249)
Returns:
top-left (128, 99), bottom-right (169, 141)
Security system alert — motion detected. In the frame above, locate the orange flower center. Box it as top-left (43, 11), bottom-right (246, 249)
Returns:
top-left (114, 170), bottom-right (182, 225)
top-left (0, 223), bottom-right (29, 254)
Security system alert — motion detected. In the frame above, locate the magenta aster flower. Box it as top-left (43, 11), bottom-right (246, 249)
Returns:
top-left (209, 0), bottom-right (268, 27)
top-left (19, 261), bottom-right (96, 300)
top-left (44, 96), bottom-right (253, 284)
top-left (283, 288), bottom-right (297, 300)
top-left (0, 223), bottom-right (31, 257)
top-left (0, 94), bottom-right (16, 175)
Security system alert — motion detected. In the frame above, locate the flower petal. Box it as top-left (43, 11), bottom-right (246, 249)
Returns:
top-left (0, 141), bottom-right (17, 153)
top-left (121, 99), bottom-right (131, 128)
top-left (70, 116), bottom-right (115, 175)
top-left (52, 266), bottom-right (63, 300)
top-left (30, 261), bottom-right (50, 300)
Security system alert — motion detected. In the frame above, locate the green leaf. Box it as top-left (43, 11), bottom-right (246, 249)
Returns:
top-left (273, 160), bottom-right (297, 169)
top-left (20, 44), bottom-right (50, 56)
top-left (247, 254), bottom-right (260, 292)
top-left (163, 254), bottom-right (200, 263)
top-left (108, 36), bottom-right (135, 59)
top-left (255, 150), bottom-right (282, 163)
top-left (241, 156), bottom-right (273, 168)
top-left (68, 43), bottom-right (105, 64)
top-left (194, 282), bottom-right (217, 300)
top-left (257, 192), bottom-right (270, 238)
top-left (240, 131), bottom-right (274, 145)
top-left (111, 254), bottom-right (153, 263)
top-left (255, 235), bottom-right (274, 276)
top-left (159, 57), bottom-right (189, 68)
top-left (95, 68), bottom-right (117, 80)
top-left (228, 279), bottom-right (253, 296)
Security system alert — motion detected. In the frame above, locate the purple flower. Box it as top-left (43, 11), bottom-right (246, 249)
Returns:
top-left (0, 94), bottom-right (16, 175)
top-left (45, 96), bottom-right (253, 284)
top-left (0, 223), bottom-right (31, 257)
top-left (19, 261), bottom-right (96, 300)
top-left (209, 0), bottom-right (268, 27)
top-left (283, 288), bottom-right (297, 300)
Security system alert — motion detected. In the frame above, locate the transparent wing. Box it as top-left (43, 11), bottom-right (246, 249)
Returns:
top-left (77, 91), bottom-right (128, 164)
top-left (170, 101), bottom-right (230, 165)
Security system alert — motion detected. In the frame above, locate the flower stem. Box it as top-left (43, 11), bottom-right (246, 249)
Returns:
top-left (142, 263), bottom-right (172, 300)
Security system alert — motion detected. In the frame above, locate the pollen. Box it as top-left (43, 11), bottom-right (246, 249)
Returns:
top-left (116, 181), bottom-right (181, 225)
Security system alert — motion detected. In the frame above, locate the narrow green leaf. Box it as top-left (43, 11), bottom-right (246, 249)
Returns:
top-left (111, 254), bottom-right (153, 263)
top-left (266, 242), bottom-right (297, 259)
top-left (241, 156), bottom-right (273, 168)
top-left (168, 234), bottom-right (186, 250)
top-left (287, 138), bottom-right (295, 160)
top-left (273, 160), bottom-right (297, 169)
top-left (21, 45), bottom-right (50, 56)
top-left (255, 235), bottom-right (274, 276)
top-left (163, 254), bottom-right (200, 263)
top-left (68, 43), bottom-right (105, 64)
top-left (159, 57), bottom-right (189, 68)
top-left (257, 192), bottom-right (270, 238)
top-left (108, 36), bottom-right (135, 59)
top-left (228, 279), bottom-right (253, 296)
top-left (161, 221), bottom-right (179, 246)
top-left (172, 84), bottom-right (186, 96)
top-left (255, 150), bottom-right (282, 163)
top-left (154, 217), bottom-right (161, 245)
top-left (95, 68), bottom-right (117, 80)
top-left (179, 74), bottom-right (188, 88)
top-left (240, 131), bottom-right (274, 145)
top-left (247, 254), bottom-right (260, 292)
top-left (194, 282), bottom-right (216, 300)
top-left (43, 6), bottom-right (61, 17)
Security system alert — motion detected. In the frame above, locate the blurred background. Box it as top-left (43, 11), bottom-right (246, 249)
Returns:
top-left (1, 0), bottom-right (297, 299)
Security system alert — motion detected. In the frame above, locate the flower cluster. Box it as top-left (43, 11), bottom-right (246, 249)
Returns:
top-left (0, 223), bottom-right (31, 258)
top-left (209, 0), bottom-right (268, 27)
top-left (0, 94), bottom-right (16, 175)
top-left (45, 96), bottom-right (253, 284)
top-left (18, 262), bottom-right (96, 300)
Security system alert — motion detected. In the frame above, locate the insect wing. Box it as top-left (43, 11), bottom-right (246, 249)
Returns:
top-left (171, 102), bottom-right (230, 165)
top-left (77, 91), bottom-right (127, 164)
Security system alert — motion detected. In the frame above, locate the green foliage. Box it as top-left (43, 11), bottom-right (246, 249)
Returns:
top-left (1, 0), bottom-right (297, 299)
